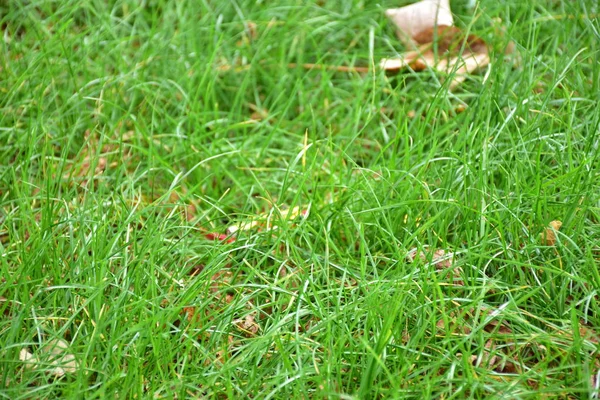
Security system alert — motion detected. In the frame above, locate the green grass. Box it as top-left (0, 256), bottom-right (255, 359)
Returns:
top-left (1, 0), bottom-right (600, 398)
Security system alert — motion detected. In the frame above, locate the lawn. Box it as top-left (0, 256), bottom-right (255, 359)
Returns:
top-left (1, 0), bottom-right (600, 398)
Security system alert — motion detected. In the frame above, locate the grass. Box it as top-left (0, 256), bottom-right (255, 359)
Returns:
top-left (1, 0), bottom-right (599, 398)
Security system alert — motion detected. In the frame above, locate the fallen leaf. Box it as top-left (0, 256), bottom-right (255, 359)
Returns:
top-left (183, 306), bottom-right (200, 323)
top-left (407, 247), bottom-right (453, 269)
top-left (540, 220), bottom-right (562, 246)
top-left (19, 348), bottom-right (36, 368)
top-left (210, 270), bottom-right (234, 294)
top-left (407, 247), bottom-right (463, 283)
top-left (380, 25), bottom-right (490, 89)
top-left (42, 339), bottom-right (78, 377)
top-left (578, 321), bottom-right (600, 344)
top-left (385, 0), bottom-right (454, 47)
top-left (204, 232), bottom-right (236, 244)
top-left (189, 264), bottom-right (205, 277)
top-left (19, 339), bottom-right (77, 377)
top-left (226, 205), bottom-right (308, 235)
top-left (381, 2), bottom-right (492, 89)
top-left (234, 314), bottom-right (259, 336)
top-left (246, 21), bottom-right (258, 40)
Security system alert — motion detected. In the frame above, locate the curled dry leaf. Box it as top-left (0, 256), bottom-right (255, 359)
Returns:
top-left (436, 306), bottom-right (513, 338)
top-left (438, 306), bottom-right (518, 373)
top-left (578, 321), bottom-right (600, 344)
top-left (540, 220), bottom-right (562, 246)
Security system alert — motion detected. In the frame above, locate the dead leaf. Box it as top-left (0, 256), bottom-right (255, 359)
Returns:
top-left (42, 339), bottom-right (78, 377)
top-left (189, 264), bottom-right (205, 277)
top-left (226, 205), bottom-right (308, 235)
top-left (234, 314), bottom-right (259, 336)
top-left (407, 247), bottom-right (463, 283)
top-left (19, 339), bottom-right (77, 377)
top-left (204, 231), bottom-right (236, 244)
top-left (382, 2), bottom-right (492, 89)
top-left (246, 21), bottom-right (258, 40)
top-left (579, 321), bottom-right (600, 344)
top-left (380, 26), bottom-right (490, 89)
top-left (407, 247), bottom-right (453, 269)
top-left (210, 270), bottom-right (234, 294)
top-left (385, 0), bottom-right (454, 47)
top-left (183, 306), bottom-right (200, 323)
top-left (540, 220), bottom-right (562, 246)
top-left (19, 348), bottom-right (36, 368)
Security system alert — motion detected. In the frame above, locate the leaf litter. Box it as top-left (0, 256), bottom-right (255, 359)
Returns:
top-left (381, 0), bottom-right (493, 89)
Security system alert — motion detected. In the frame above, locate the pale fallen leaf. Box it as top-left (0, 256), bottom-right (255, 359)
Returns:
top-left (540, 220), bottom-right (562, 246)
top-left (19, 339), bottom-right (77, 377)
top-left (385, 0), bottom-right (454, 47)
top-left (19, 348), bottom-right (36, 368)
top-left (438, 306), bottom-right (519, 373)
top-left (42, 339), bottom-right (78, 377)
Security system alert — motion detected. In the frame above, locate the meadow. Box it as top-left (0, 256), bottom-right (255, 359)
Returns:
top-left (1, 0), bottom-right (600, 398)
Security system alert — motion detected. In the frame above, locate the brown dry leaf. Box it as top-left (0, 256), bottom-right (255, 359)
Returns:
top-left (484, 318), bottom-right (513, 335)
top-left (436, 306), bottom-right (513, 338)
top-left (248, 103), bottom-right (269, 121)
top-left (182, 306), bottom-right (199, 322)
top-left (61, 130), bottom-right (122, 187)
top-left (381, 2), bottom-right (491, 89)
top-left (380, 26), bottom-right (490, 89)
top-left (474, 339), bottom-right (499, 369)
top-left (234, 314), bottom-right (260, 337)
top-left (579, 321), bottom-right (600, 344)
top-left (540, 220), bottom-right (562, 246)
top-left (189, 264), bottom-right (205, 277)
top-left (246, 21), bottom-right (258, 40)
